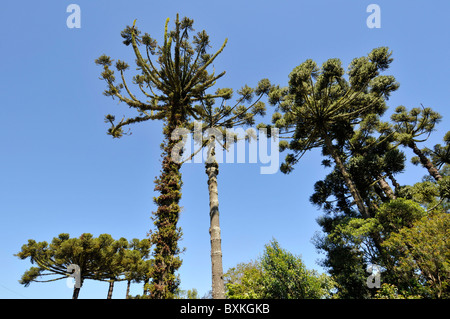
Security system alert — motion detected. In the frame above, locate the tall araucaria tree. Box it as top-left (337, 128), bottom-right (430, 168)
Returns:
top-left (427, 131), bottom-right (450, 170)
top-left (95, 15), bottom-right (230, 298)
top-left (175, 79), bottom-right (271, 298)
top-left (264, 47), bottom-right (399, 219)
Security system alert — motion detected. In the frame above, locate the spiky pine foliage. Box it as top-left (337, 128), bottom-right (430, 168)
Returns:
top-left (96, 15), bottom-right (229, 138)
top-left (391, 105), bottom-right (443, 181)
top-left (15, 233), bottom-right (141, 299)
top-left (96, 14), bottom-right (230, 298)
top-left (122, 239), bottom-right (153, 298)
top-left (263, 47), bottom-right (399, 218)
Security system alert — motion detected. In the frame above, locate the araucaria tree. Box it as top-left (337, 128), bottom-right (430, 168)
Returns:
top-left (95, 14), bottom-right (229, 298)
top-left (179, 79), bottom-right (271, 298)
top-left (16, 233), bottom-right (147, 299)
top-left (267, 47), bottom-right (399, 219)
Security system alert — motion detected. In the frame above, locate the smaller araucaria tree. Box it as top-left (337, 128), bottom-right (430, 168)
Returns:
top-left (16, 233), bottom-right (136, 299)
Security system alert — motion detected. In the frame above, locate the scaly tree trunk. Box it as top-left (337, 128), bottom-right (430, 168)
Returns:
top-left (107, 280), bottom-right (114, 299)
top-left (377, 175), bottom-right (396, 200)
top-left (72, 278), bottom-right (83, 299)
top-left (388, 173), bottom-right (400, 192)
top-left (126, 280), bottom-right (131, 299)
top-left (205, 137), bottom-right (225, 299)
top-left (408, 140), bottom-right (442, 181)
top-left (148, 115), bottom-right (183, 299)
top-left (72, 287), bottom-right (80, 299)
top-left (323, 134), bottom-right (370, 219)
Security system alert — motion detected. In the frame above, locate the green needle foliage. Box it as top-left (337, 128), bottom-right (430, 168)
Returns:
top-left (96, 14), bottom-right (231, 299)
top-left (122, 238), bottom-right (152, 298)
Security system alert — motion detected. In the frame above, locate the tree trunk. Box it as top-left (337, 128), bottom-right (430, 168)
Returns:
top-left (148, 116), bottom-right (183, 299)
top-left (107, 280), bottom-right (114, 299)
top-left (323, 134), bottom-right (370, 218)
top-left (377, 175), bottom-right (396, 200)
top-left (373, 184), bottom-right (388, 203)
top-left (388, 173), bottom-right (400, 191)
top-left (205, 138), bottom-right (226, 299)
top-left (72, 278), bottom-right (83, 299)
top-left (72, 287), bottom-right (80, 299)
top-left (408, 141), bottom-right (442, 181)
top-left (126, 280), bottom-right (131, 299)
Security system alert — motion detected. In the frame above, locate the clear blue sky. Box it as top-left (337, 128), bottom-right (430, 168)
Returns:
top-left (1, 0), bottom-right (449, 299)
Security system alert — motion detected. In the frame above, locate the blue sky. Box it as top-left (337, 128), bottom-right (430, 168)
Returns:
top-left (0, 0), bottom-right (449, 299)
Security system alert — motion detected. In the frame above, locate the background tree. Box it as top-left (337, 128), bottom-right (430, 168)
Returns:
top-left (374, 283), bottom-right (421, 299)
top-left (96, 14), bottom-right (230, 298)
top-left (224, 239), bottom-right (335, 299)
top-left (313, 221), bottom-right (373, 299)
top-left (224, 260), bottom-right (264, 299)
top-left (382, 210), bottom-right (450, 298)
top-left (260, 240), bottom-right (335, 299)
top-left (175, 287), bottom-right (200, 299)
top-left (309, 115), bottom-right (404, 222)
